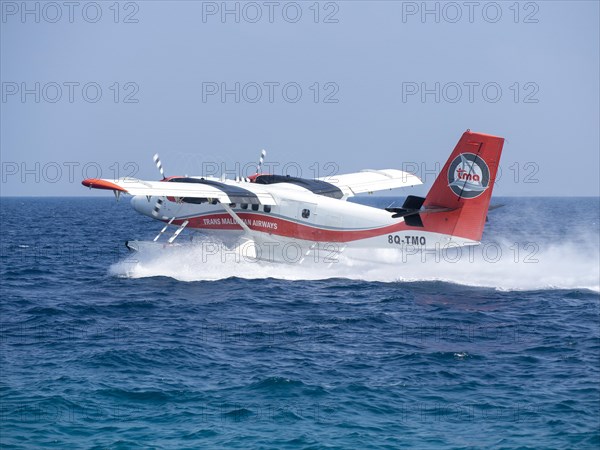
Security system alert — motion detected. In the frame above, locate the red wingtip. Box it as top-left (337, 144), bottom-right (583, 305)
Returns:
top-left (81, 178), bottom-right (126, 191)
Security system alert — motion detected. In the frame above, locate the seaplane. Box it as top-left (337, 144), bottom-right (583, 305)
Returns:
top-left (82, 130), bottom-right (504, 263)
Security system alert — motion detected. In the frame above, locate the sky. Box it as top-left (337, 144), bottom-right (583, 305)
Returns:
top-left (1, 0), bottom-right (599, 197)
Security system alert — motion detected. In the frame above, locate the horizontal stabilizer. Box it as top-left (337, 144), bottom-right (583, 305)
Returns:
top-left (385, 195), bottom-right (426, 219)
top-left (486, 203), bottom-right (505, 222)
top-left (403, 195), bottom-right (426, 210)
top-left (404, 214), bottom-right (424, 227)
top-left (385, 195), bottom-right (457, 228)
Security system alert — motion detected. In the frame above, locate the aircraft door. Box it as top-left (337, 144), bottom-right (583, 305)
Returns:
top-left (282, 199), bottom-right (318, 240)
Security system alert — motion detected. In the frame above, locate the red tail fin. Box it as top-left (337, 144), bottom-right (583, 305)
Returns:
top-left (422, 130), bottom-right (504, 242)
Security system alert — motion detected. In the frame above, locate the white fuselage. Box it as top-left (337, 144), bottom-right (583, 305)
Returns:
top-left (130, 180), bottom-right (476, 256)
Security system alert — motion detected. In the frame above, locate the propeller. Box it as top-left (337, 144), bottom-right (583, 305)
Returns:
top-left (151, 153), bottom-right (168, 219)
top-left (152, 197), bottom-right (165, 218)
top-left (151, 196), bottom-right (172, 220)
top-left (153, 153), bottom-right (166, 180)
top-left (255, 149), bottom-right (266, 175)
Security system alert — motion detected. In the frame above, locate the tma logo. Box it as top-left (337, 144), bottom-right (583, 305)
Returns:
top-left (447, 153), bottom-right (490, 198)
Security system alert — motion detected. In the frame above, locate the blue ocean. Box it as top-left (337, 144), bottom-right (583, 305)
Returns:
top-left (1, 196), bottom-right (598, 449)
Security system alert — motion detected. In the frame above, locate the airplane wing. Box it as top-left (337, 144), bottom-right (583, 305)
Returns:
top-left (319, 169), bottom-right (422, 197)
top-left (82, 177), bottom-right (277, 205)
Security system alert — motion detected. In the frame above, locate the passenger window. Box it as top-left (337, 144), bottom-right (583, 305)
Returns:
top-left (264, 205), bottom-right (271, 213)
top-left (302, 209), bottom-right (310, 219)
top-left (251, 204), bottom-right (259, 211)
top-left (241, 203), bottom-right (248, 209)
top-left (229, 203), bottom-right (236, 208)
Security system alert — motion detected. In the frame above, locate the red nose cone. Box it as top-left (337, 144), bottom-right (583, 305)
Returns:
top-left (82, 178), bottom-right (126, 191)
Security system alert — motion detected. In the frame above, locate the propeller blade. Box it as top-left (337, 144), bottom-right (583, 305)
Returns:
top-left (255, 149), bottom-right (266, 174)
top-left (153, 153), bottom-right (166, 179)
top-left (152, 197), bottom-right (166, 219)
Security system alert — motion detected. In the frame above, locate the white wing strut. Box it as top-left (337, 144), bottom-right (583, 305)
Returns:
top-left (221, 203), bottom-right (251, 233)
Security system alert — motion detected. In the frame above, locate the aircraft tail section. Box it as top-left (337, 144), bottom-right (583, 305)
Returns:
top-left (420, 130), bottom-right (504, 242)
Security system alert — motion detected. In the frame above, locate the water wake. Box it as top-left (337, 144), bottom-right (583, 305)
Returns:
top-left (109, 235), bottom-right (599, 292)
